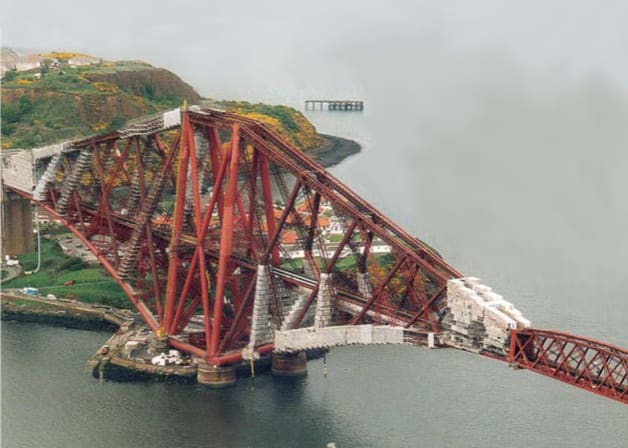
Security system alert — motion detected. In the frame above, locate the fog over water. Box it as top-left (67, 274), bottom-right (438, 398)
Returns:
top-left (2, 2), bottom-right (627, 447)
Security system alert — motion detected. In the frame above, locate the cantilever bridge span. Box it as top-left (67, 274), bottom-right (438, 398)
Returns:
top-left (1, 107), bottom-right (626, 404)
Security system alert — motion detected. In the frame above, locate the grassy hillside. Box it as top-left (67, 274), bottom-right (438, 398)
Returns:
top-left (1, 54), bottom-right (326, 152)
top-left (1, 59), bottom-right (200, 148)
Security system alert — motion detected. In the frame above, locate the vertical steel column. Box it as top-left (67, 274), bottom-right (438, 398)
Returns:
top-left (168, 129), bottom-right (231, 334)
top-left (304, 192), bottom-right (322, 276)
top-left (209, 123), bottom-right (241, 357)
top-left (187, 122), bottom-right (212, 350)
top-left (246, 152), bottom-right (259, 260)
top-left (259, 153), bottom-right (279, 265)
top-left (163, 113), bottom-right (190, 335)
top-left (207, 127), bottom-right (226, 222)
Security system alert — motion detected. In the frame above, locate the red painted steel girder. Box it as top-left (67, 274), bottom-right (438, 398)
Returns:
top-left (509, 329), bottom-right (628, 404)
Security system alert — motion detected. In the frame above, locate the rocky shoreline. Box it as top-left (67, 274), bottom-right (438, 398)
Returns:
top-left (310, 133), bottom-right (361, 168)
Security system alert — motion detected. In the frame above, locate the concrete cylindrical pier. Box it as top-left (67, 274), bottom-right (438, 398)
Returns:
top-left (271, 352), bottom-right (308, 377)
top-left (197, 362), bottom-right (236, 388)
top-left (1, 192), bottom-right (34, 257)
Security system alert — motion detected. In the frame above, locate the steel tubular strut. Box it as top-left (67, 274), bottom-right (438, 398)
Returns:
top-left (259, 153), bottom-right (279, 265)
top-left (185, 117), bottom-right (212, 350)
top-left (260, 179), bottom-right (302, 264)
top-left (169, 124), bottom-right (232, 334)
top-left (218, 272), bottom-right (258, 353)
top-left (350, 255), bottom-right (407, 324)
top-left (209, 123), bottom-right (241, 357)
top-left (163, 126), bottom-right (189, 334)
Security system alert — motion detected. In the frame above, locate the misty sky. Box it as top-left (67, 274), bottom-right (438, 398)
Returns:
top-left (2, 0), bottom-right (628, 104)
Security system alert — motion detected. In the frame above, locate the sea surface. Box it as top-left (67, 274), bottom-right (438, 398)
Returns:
top-left (2, 108), bottom-right (627, 447)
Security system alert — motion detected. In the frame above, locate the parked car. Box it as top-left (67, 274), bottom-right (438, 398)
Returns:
top-left (21, 287), bottom-right (39, 296)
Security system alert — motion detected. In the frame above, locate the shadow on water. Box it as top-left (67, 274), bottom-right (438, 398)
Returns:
top-left (161, 370), bottom-right (358, 448)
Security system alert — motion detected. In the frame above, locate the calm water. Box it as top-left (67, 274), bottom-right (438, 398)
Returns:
top-left (2, 321), bottom-right (626, 448)
top-left (3, 1), bottom-right (628, 445)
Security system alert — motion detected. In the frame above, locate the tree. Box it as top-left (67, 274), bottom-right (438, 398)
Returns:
top-left (2, 67), bottom-right (18, 81)
top-left (19, 95), bottom-right (33, 114)
top-left (40, 59), bottom-right (53, 75)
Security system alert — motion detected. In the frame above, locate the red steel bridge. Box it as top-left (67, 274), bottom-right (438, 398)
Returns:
top-left (1, 107), bottom-right (626, 404)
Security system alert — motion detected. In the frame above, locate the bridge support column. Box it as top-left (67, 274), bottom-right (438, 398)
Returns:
top-left (314, 273), bottom-right (334, 329)
top-left (272, 351), bottom-right (307, 377)
top-left (248, 265), bottom-right (272, 347)
top-left (356, 272), bottom-right (373, 298)
top-left (197, 362), bottom-right (236, 388)
top-left (0, 190), bottom-right (34, 257)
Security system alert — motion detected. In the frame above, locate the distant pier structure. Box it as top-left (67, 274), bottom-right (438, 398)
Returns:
top-left (305, 100), bottom-right (364, 111)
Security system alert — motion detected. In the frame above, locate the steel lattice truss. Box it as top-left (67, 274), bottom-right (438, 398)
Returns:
top-left (8, 108), bottom-right (628, 404)
top-left (509, 329), bottom-right (628, 404)
top-left (26, 109), bottom-right (461, 365)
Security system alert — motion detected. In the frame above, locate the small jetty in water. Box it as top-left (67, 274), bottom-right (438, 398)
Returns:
top-left (305, 100), bottom-right (364, 111)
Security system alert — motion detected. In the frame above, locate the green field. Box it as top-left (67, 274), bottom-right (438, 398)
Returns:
top-left (4, 237), bottom-right (130, 309)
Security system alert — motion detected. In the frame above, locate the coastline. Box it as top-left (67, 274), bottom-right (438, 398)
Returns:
top-left (309, 133), bottom-right (361, 168)
top-left (1, 292), bottom-right (133, 331)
